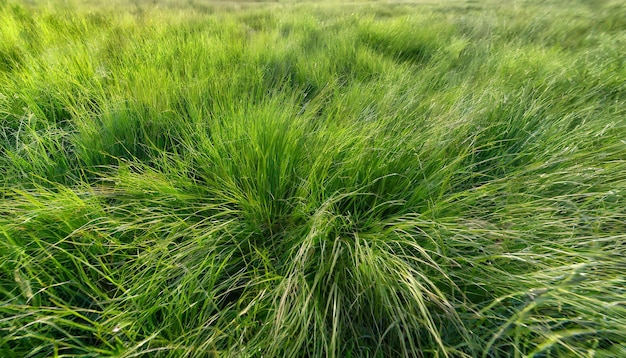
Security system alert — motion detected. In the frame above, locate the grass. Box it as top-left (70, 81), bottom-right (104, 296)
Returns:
top-left (1, 0), bottom-right (625, 356)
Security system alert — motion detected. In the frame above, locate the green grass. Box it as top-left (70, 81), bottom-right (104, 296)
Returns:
top-left (1, 0), bottom-right (625, 356)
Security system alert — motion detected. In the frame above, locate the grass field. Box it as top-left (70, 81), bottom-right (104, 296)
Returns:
top-left (1, 0), bottom-right (625, 356)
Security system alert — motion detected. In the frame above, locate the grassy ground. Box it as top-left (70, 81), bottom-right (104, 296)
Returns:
top-left (1, 0), bottom-right (625, 356)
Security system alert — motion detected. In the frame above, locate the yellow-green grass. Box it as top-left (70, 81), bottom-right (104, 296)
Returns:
top-left (1, 0), bottom-right (625, 356)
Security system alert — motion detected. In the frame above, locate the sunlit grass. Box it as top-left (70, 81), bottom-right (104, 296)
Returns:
top-left (1, 0), bottom-right (625, 356)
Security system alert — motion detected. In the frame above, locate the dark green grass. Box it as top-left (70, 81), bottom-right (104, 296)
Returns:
top-left (1, 0), bottom-right (625, 356)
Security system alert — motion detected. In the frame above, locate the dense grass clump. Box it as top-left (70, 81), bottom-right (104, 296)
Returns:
top-left (1, 0), bottom-right (625, 356)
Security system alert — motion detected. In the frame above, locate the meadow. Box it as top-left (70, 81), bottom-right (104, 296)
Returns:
top-left (1, 0), bottom-right (625, 356)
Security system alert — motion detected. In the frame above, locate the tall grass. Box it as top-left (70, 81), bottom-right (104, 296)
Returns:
top-left (1, 0), bottom-right (625, 356)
